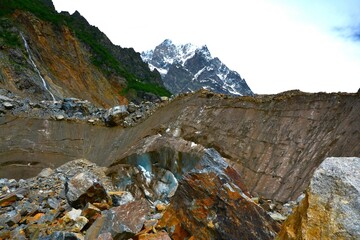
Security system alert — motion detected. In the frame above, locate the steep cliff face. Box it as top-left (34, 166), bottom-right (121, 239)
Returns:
top-left (149, 90), bottom-right (360, 202)
top-left (1, 90), bottom-right (359, 204)
top-left (0, 11), bottom-right (126, 106)
top-left (0, 0), bottom-right (169, 106)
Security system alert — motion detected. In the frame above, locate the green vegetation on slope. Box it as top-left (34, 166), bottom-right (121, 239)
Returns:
top-left (0, 19), bottom-right (21, 47)
top-left (0, 0), bottom-right (171, 97)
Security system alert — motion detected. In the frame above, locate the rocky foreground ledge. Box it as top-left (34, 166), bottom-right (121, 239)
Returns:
top-left (0, 136), bottom-right (281, 239)
top-left (0, 133), bottom-right (359, 239)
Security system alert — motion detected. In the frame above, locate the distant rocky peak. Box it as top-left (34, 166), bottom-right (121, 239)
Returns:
top-left (197, 45), bottom-right (212, 59)
top-left (141, 39), bottom-right (253, 96)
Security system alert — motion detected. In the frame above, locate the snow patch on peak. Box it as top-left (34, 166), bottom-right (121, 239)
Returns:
top-left (140, 50), bottom-right (153, 62)
top-left (192, 67), bottom-right (207, 81)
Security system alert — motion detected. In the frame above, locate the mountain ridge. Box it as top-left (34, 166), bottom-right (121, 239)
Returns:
top-left (142, 39), bottom-right (254, 96)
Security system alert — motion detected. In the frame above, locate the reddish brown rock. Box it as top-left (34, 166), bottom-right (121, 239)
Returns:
top-left (159, 171), bottom-right (280, 240)
top-left (0, 188), bottom-right (28, 207)
top-left (0, 194), bottom-right (17, 207)
top-left (136, 230), bottom-right (171, 240)
top-left (81, 203), bottom-right (101, 226)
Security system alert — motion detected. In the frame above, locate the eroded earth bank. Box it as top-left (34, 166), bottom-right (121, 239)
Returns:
top-left (0, 89), bottom-right (359, 239)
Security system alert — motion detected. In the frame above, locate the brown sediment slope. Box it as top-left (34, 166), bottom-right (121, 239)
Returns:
top-left (0, 11), bottom-right (127, 106)
top-left (1, 90), bottom-right (359, 202)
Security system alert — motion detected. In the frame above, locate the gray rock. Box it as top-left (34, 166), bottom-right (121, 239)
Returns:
top-left (278, 157), bottom-right (360, 239)
top-left (41, 231), bottom-right (84, 240)
top-left (160, 96), bottom-right (169, 101)
top-left (37, 168), bottom-right (54, 178)
top-left (2, 102), bottom-right (14, 109)
top-left (0, 95), bottom-right (13, 102)
top-left (61, 98), bottom-right (94, 118)
top-left (65, 172), bottom-right (111, 209)
top-left (103, 105), bottom-right (129, 126)
top-left (18, 201), bottom-right (38, 216)
top-left (48, 197), bottom-right (61, 209)
top-left (268, 211), bottom-right (287, 221)
top-left (110, 191), bottom-right (135, 206)
top-left (86, 199), bottom-right (150, 239)
top-left (5, 210), bottom-right (21, 227)
top-left (153, 168), bottom-right (178, 199)
top-left (309, 157), bottom-right (360, 239)
top-left (9, 225), bottom-right (27, 240)
top-left (96, 232), bottom-right (113, 240)
top-left (127, 102), bottom-right (138, 113)
top-left (55, 114), bottom-right (65, 120)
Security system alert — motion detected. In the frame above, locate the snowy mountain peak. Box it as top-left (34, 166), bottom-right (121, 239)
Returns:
top-left (141, 40), bottom-right (253, 96)
top-left (162, 39), bottom-right (173, 45)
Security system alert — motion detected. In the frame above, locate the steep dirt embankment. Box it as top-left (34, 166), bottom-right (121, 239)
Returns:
top-left (0, 11), bottom-right (126, 106)
top-left (1, 91), bottom-right (359, 203)
top-left (149, 91), bottom-right (359, 202)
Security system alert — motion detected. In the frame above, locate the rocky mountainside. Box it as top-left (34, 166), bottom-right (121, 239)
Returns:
top-left (141, 39), bottom-right (253, 96)
top-left (0, 0), bottom-right (169, 106)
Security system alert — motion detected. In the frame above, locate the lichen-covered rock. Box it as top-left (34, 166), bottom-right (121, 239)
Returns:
top-left (65, 171), bottom-right (111, 209)
top-left (85, 199), bottom-right (150, 239)
top-left (277, 157), bottom-right (360, 240)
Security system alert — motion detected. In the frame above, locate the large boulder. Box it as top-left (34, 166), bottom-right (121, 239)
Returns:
top-left (277, 157), bottom-right (360, 239)
top-left (65, 171), bottom-right (111, 209)
top-left (109, 164), bottom-right (178, 202)
top-left (85, 199), bottom-right (150, 239)
top-left (158, 148), bottom-right (280, 240)
top-left (61, 98), bottom-right (97, 118)
top-left (103, 105), bottom-right (129, 126)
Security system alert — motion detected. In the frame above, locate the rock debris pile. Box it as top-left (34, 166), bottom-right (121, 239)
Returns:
top-left (0, 135), bottom-right (283, 239)
top-left (0, 88), bottom-right (167, 127)
top-left (0, 159), bottom-right (172, 239)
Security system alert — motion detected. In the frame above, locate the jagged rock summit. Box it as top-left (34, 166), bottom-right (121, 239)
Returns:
top-left (142, 39), bottom-right (253, 96)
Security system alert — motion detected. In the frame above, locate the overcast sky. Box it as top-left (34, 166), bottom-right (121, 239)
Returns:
top-left (52, 0), bottom-right (360, 94)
